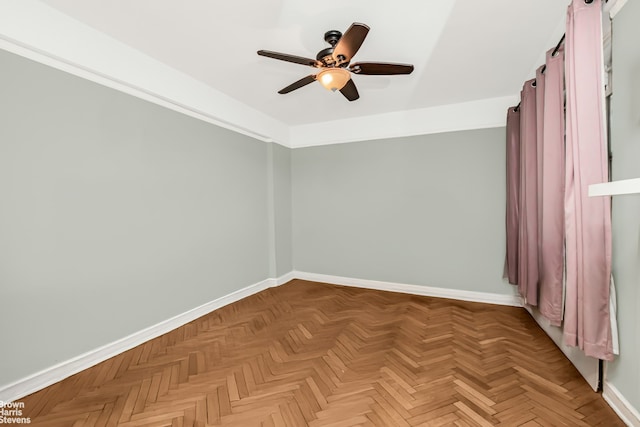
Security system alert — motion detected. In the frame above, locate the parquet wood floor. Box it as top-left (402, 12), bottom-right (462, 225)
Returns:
top-left (19, 280), bottom-right (624, 426)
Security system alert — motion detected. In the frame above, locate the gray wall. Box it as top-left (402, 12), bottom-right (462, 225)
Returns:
top-left (272, 144), bottom-right (293, 276)
top-left (0, 50), bottom-right (273, 386)
top-left (606, 0), bottom-right (640, 413)
top-left (292, 128), bottom-right (513, 295)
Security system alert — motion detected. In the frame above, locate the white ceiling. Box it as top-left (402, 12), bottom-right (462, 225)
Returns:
top-left (0, 0), bottom-right (568, 146)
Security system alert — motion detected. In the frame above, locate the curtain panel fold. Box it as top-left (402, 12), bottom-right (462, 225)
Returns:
top-left (538, 46), bottom-right (566, 327)
top-left (564, 0), bottom-right (613, 360)
top-left (518, 79), bottom-right (539, 306)
top-left (505, 108), bottom-right (521, 286)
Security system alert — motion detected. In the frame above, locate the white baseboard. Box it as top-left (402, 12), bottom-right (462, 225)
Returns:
top-left (0, 270), bottom-right (519, 403)
top-left (292, 271), bottom-right (523, 307)
top-left (0, 273), bottom-right (294, 403)
top-left (275, 271), bottom-right (296, 286)
top-left (603, 381), bottom-right (640, 426)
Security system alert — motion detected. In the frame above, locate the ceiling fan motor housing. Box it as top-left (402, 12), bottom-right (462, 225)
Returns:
top-left (316, 47), bottom-right (335, 63)
top-left (317, 30), bottom-right (347, 66)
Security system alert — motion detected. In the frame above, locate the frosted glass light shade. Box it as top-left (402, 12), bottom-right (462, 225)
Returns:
top-left (317, 68), bottom-right (350, 91)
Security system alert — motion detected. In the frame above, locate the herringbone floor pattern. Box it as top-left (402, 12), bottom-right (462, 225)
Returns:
top-left (21, 280), bottom-right (623, 426)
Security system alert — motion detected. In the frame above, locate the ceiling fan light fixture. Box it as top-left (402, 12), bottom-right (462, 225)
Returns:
top-left (317, 68), bottom-right (350, 92)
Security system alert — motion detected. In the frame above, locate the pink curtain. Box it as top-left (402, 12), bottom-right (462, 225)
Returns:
top-left (538, 46), bottom-right (565, 327)
top-left (535, 67), bottom-right (545, 289)
top-left (518, 79), bottom-right (539, 306)
top-left (564, 0), bottom-right (613, 360)
top-left (505, 107), bottom-right (520, 285)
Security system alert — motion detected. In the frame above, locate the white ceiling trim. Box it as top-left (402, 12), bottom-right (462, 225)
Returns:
top-left (0, 0), bottom-right (289, 145)
top-left (289, 95), bottom-right (517, 148)
top-left (1, 0), bottom-right (515, 148)
top-left (0, 36), bottom-right (286, 144)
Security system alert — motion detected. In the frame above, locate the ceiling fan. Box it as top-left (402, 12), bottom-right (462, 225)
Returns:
top-left (257, 23), bottom-right (414, 101)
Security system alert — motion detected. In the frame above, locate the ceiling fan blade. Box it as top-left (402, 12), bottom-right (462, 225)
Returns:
top-left (339, 78), bottom-right (360, 101)
top-left (349, 62), bottom-right (414, 75)
top-left (257, 50), bottom-right (321, 68)
top-left (332, 23), bottom-right (370, 64)
top-left (278, 75), bottom-right (317, 94)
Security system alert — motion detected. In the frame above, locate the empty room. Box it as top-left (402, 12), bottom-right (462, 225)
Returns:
top-left (1, 0), bottom-right (639, 425)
